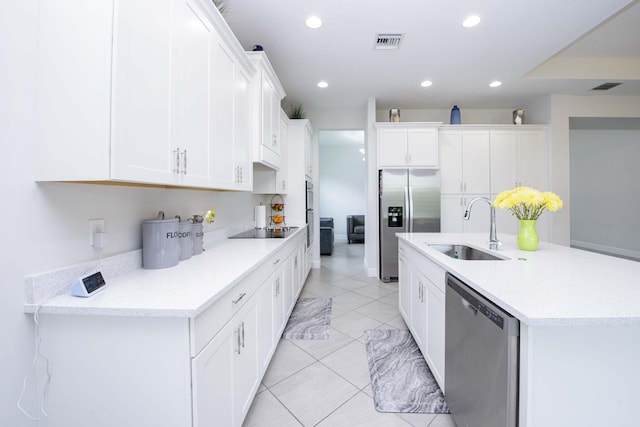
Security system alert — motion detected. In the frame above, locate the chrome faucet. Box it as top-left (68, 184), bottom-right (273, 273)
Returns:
top-left (464, 196), bottom-right (500, 250)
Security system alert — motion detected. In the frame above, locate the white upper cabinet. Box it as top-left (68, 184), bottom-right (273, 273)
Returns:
top-left (439, 128), bottom-right (490, 195)
top-left (490, 128), bottom-right (547, 194)
top-left (35, 0), bottom-right (255, 190)
top-left (110, 0), bottom-right (176, 184)
top-left (247, 52), bottom-right (286, 170)
top-left (210, 32), bottom-right (254, 191)
top-left (376, 123), bottom-right (440, 169)
top-left (253, 110), bottom-right (289, 194)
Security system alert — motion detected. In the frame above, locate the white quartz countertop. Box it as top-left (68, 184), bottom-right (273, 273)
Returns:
top-left (31, 228), bottom-right (305, 318)
top-left (397, 233), bottom-right (640, 326)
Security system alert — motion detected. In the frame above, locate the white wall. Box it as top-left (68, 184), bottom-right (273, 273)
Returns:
top-left (569, 118), bottom-right (640, 259)
top-left (546, 95), bottom-right (640, 245)
top-left (318, 137), bottom-right (366, 240)
top-left (0, 3), bottom-right (262, 424)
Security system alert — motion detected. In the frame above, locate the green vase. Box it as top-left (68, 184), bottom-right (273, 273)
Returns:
top-left (517, 220), bottom-right (539, 251)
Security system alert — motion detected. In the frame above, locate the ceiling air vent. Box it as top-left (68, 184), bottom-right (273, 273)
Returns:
top-left (591, 82), bottom-right (622, 91)
top-left (374, 33), bottom-right (403, 50)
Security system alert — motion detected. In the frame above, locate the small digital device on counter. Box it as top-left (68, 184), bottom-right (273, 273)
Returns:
top-left (71, 270), bottom-right (107, 297)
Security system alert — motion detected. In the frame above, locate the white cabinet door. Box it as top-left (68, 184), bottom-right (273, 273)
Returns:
top-left (407, 128), bottom-right (438, 168)
top-left (35, 0), bottom-right (113, 181)
top-left (378, 128), bottom-right (408, 167)
top-left (211, 34), bottom-right (237, 189)
top-left (233, 302), bottom-right (259, 422)
top-left (193, 292), bottom-right (259, 427)
top-left (490, 129), bottom-right (547, 194)
top-left (439, 129), bottom-right (490, 194)
top-left (305, 124), bottom-right (314, 179)
top-left (174, 0), bottom-right (213, 187)
top-left (426, 282), bottom-right (445, 390)
top-left (272, 269), bottom-right (286, 339)
top-left (249, 52), bottom-right (285, 170)
top-left (398, 250), bottom-right (411, 323)
top-left (257, 281), bottom-right (274, 375)
top-left (490, 130), bottom-right (518, 193)
top-left (276, 112), bottom-right (289, 193)
top-left (378, 127), bottom-right (438, 168)
top-left (233, 65), bottom-right (253, 190)
top-left (192, 317), bottom-right (235, 427)
top-left (516, 130), bottom-right (547, 190)
top-left (410, 269), bottom-right (427, 354)
top-left (261, 75), bottom-right (279, 155)
top-left (461, 131), bottom-right (491, 194)
top-left (111, 0), bottom-right (175, 184)
top-left (283, 255), bottom-right (295, 318)
top-left (441, 195), bottom-right (491, 233)
top-left (439, 131), bottom-right (463, 194)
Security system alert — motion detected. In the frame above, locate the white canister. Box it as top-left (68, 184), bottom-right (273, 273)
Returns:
top-left (142, 213), bottom-right (179, 269)
top-left (177, 219), bottom-right (193, 261)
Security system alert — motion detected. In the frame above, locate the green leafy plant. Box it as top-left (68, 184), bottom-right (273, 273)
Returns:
top-left (288, 103), bottom-right (306, 119)
top-left (212, 0), bottom-right (228, 14)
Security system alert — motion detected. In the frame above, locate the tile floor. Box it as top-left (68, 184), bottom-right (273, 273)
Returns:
top-left (242, 241), bottom-right (456, 427)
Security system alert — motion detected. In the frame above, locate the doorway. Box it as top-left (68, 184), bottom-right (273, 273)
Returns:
top-left (318, 130), bottom-right (366, 242)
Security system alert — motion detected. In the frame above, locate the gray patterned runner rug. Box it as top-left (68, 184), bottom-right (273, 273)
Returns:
top-left (281, 298), bottom-right (332, 340)
top-left (363, 329), bottom-right (449, 413)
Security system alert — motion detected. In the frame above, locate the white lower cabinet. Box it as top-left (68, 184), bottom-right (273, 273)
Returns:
top-left (398, 241), bottom-right (446, 391)
top-left (441, 194), bottom-right (491, 233)
top-left (192, 296), bottom-right (259, 426)
top-left (39, 233), bottom-right (307, 427)
top-left (410, 269), bottom-right (428, 354)
top-left (426, 282), bottom-right (445, 389)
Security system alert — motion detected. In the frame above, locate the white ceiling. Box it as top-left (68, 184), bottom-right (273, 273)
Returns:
top-left (223, 0), bottom-right (640, 111)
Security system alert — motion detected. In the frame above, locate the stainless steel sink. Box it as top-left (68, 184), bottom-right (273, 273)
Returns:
top-left (429, 244), bottom-right (508, 261)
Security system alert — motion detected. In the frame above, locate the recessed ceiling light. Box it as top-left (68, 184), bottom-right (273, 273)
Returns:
top-left (317, 81), bottom-right (328, 88)
top-left (305, 16), bottom-right (322, 29)
top-left (420, 80), bottom-right (433, 88)
top-left (489, 81), bottom-right (502, 88)
top-left (462, 15), bottom-right (481, 28)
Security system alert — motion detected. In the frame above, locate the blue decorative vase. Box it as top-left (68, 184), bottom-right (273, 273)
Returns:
top-left (450, 105), bottom-right (461, 124)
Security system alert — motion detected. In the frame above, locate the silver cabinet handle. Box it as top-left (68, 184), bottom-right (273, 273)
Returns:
top-left (232, 292), bottom-right (247, 304)
top-left (173, 148), bottom-right (180, 174)
top-left (182, 149), bottom-right (187, 174)
top-left (241, 321), bottom-right (245, 348)
top-left (273, 258), bottom-right (280, 265)
top-left (236, 326), bottom-right (241, 354)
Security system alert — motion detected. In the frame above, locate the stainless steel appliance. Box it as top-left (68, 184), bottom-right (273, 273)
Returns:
top-left (445, 273), bottom-right (520, 427)
top-left (306, 180), bottom-right (314, 248)
top-left (379, 169), bottom-right (440, 281)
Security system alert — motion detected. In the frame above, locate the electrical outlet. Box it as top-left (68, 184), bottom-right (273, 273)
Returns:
top-left (89, 219), bottom-right (105, 246)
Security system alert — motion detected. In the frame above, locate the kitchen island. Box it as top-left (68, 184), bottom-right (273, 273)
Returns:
top-left (398, 232), bottom-right (640, 427)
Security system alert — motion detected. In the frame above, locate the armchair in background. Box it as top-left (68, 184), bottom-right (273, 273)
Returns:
top-left (320, 217), bottom-right (334, 255)
top-left (347, 215), bottom-right (365, 244)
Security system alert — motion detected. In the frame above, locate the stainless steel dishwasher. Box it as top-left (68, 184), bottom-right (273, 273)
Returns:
top-left (445, 273), bottom-right (520, 427)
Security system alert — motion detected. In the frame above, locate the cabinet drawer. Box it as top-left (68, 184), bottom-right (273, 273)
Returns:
top-left (191, 255), bottom-right (283, 356)
top-left (190, 236), bottom-right (301, 357)
top-left (402, 244), bottom-right (446, 294)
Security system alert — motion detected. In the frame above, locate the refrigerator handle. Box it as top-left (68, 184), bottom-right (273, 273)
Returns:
top-left (406, 186), bottom-right (413, 232)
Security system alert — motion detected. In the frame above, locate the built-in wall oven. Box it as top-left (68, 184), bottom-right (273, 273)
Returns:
top-left (306, 180), bottom-right (314, 248)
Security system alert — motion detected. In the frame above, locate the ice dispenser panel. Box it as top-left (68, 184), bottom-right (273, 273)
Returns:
top-left (388, 206), bottom-right (403, 227)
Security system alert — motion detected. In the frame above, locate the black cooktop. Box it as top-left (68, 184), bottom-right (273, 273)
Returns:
top-left (229, 227), bottom-right (299, 239)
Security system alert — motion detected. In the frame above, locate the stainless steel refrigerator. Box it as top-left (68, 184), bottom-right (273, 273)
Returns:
top-left (379, 169), bottom-right (441, 282)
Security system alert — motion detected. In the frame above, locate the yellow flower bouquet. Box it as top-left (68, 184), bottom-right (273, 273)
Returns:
top-left (493, 187), bottom-right (563, 220)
